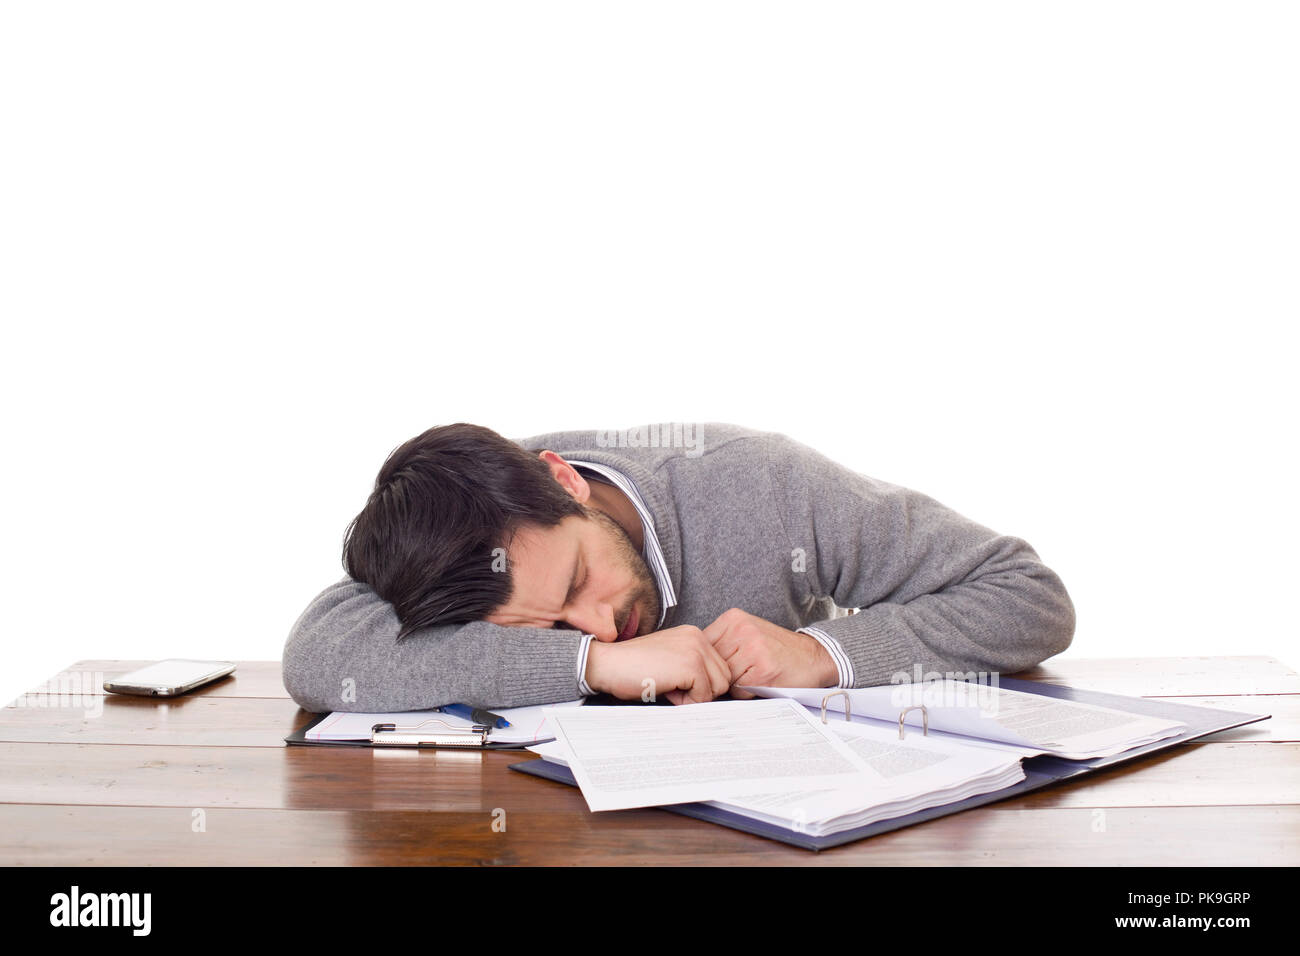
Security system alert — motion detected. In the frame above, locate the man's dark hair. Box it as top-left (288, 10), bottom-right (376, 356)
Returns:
top-left (342, 423), bottom-right (586, 639)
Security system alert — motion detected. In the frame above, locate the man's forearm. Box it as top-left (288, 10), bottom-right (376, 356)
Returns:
top-left (798, 544), bottom-right (1075, 685)
top-left (766, 434), bottom-right (1076, 686)
top-left (282, 577), bottom-right (588, 711)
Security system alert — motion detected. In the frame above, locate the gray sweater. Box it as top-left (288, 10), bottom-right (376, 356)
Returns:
top-left (281, 423), bottom-right (1075, 712)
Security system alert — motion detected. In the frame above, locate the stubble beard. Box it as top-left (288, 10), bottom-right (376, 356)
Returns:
top-left (587, 507), bottom-right (661, 637)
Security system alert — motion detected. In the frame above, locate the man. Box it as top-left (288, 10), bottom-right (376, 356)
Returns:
top-left (282, 422), bottom-right (1075, 712)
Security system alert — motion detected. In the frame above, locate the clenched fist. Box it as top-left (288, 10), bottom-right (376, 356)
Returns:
top-left (584, 625), bottom-right (733, 705)
top-left (703, 608), bottom-right (838, 697)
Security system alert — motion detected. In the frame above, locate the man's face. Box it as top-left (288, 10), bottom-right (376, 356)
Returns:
top-left (484, 506), bottom-right (661, 643)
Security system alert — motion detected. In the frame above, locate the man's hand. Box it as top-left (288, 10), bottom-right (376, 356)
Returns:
top-left (584, 625), bottom-right (733, 705)
top-left (703, 608), bottom-right (838, 697)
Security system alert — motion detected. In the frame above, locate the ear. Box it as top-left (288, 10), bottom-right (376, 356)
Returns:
top-left (537, 450), bottom-right (592, 504)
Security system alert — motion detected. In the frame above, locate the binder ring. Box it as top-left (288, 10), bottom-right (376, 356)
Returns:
top-left (898, 704), bottom-right (929, 739)
top-left (820, 691), bottom-right (852, 724)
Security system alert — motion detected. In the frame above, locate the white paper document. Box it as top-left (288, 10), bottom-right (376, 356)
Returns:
top-left (530, 714), bottom-right (1025, 836)
top-left (717, 720), bottom-right (1024, 835)
top-left (744, 681), bottom-right (1187, 759)
top-left (540, 698), bottom-right (880, 812)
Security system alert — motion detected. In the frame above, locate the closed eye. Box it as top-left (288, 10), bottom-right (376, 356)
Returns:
top-left (553, 565), bottom-right (587, 630)
top-left (564, 561), bottom-right (587, 608)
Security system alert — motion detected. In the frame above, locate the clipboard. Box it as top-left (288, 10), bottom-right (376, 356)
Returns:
top-left (507, 677), bottom-right (1271, 850)
top-left (285, 710), bottom-right (536, 750)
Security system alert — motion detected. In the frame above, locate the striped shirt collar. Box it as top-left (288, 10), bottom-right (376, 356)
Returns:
top-left (565, 458), bottom-right (678, 628)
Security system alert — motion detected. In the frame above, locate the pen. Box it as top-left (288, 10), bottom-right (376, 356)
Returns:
top-left (441, 704), bottom-right (511, 728)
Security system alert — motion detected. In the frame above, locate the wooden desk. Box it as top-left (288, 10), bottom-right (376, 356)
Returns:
top-left (2, 657), bottom-right (1297, 865)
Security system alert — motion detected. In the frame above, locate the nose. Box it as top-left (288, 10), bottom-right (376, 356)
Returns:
top-left (571, 601), bottom-right (619, 642)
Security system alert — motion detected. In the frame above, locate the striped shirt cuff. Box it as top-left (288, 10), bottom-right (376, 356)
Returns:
top-left (797, 625), bottom-right (854, 688)
top-left (576, 633), bottom-right (597, 697)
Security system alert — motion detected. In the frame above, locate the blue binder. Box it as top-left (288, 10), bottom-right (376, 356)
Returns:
top-left (507, 677), bottom-right (1270, 851)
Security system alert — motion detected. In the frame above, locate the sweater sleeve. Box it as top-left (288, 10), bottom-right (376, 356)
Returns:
top-left (766, 435), bottom-right (1075, 687)
top-left (281, 576), bottom-right (587, 712)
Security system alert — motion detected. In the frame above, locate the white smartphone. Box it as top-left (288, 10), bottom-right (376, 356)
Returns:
top-left (103, 659), bottom-right (236, 697)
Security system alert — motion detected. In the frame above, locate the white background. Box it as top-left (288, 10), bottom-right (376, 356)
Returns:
top-left (2, 1), bottom-right (1295, 708)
